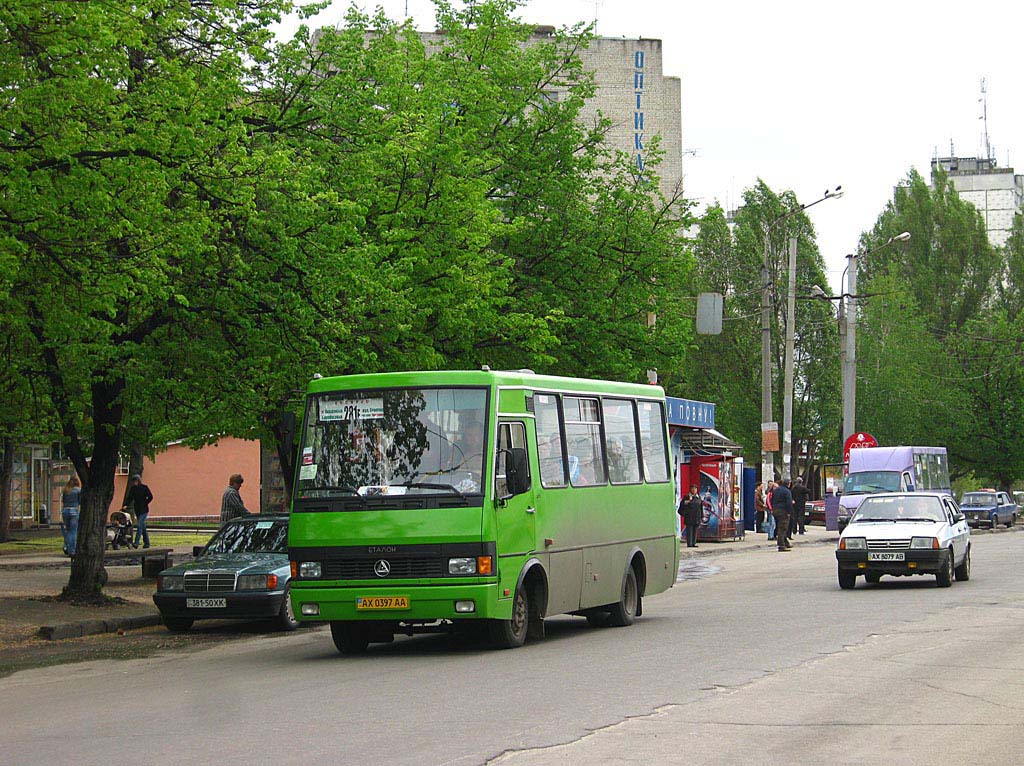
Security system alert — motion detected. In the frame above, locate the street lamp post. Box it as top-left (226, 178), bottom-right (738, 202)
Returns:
top-left (761, 186), bottom-right (842, 483)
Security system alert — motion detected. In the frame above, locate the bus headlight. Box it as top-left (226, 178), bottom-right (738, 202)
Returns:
top-left (449, 557), bottom-right (477, 575)
top-left (299, 561), bottom-right (322, 579)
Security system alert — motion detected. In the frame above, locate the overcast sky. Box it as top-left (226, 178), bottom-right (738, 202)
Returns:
top-left (275, 0), bottom-right (1023, 291)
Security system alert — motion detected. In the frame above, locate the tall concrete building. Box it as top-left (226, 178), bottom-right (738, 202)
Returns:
top-left (571, 33), bottom-right (683, 200)
top-left (931, 155), bottom-right (1023, 247)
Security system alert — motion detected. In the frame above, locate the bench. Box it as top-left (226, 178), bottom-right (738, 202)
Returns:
top-left (102, 547), bottom-right (173, 578)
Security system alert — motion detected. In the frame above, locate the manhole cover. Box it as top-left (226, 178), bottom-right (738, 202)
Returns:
top-left (677, 559), bottom-right (723, 581)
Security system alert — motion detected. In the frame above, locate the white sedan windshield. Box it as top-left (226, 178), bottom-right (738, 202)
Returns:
top-left (851, 496), bottom-right (945, 523)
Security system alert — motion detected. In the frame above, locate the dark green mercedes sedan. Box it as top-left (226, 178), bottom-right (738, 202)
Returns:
top-left (153, 514), bottom-right (298, 633)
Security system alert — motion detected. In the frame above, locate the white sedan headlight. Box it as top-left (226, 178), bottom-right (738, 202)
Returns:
top-left (840, 537), bottom-right (866, 550)
top-left (911, 536), bottom-right (939, 549)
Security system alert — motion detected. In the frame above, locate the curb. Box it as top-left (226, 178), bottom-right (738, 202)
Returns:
top-left (38, 613), bottom-right (162, 640)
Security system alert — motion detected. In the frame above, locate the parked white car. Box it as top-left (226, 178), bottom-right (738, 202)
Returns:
top-left (835, 492), bottom-right (970, 589)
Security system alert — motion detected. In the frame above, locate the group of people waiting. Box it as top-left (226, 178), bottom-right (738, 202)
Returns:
top-left (754, 477), bottom-right (810, 552)
top-left (59, 473), bottom-right (153, 556)
top-left (59, 471), bottom-right (253, 558)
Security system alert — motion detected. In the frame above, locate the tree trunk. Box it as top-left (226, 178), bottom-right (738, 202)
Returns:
top-left (271, 409), bottom-right (297, 511)
top-left (62, 377), bottom-right (124, 603)
top-left (120, 440), bottom-right (144, 510)
top-left (0, 436), bottom-right (14, 543)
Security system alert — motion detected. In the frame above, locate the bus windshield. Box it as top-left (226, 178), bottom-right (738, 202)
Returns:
top-left (842, 470), bottom-right (900, 495)
top-left (297, 387), bottom-right (488, 499)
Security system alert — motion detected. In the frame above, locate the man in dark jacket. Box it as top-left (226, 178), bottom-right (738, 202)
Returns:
top-left (123, 474), bottom-right (154, 549)
top-left (678, 484), bottom-right (703, 548)
top-left (791, 477), bottom-right (810, 535)
top-left (771, 478), bottom-right (794, 551)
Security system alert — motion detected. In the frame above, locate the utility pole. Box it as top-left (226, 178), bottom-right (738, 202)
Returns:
top-left (782, 236), bottom-right (798, 481)
top-left (841, 252), bottom-right (857, 445)
top-left (760, 238), bottom-right (775, 484)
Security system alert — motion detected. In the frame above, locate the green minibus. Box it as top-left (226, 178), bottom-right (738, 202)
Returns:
top-left (288, 369), bottom-right (679, 652)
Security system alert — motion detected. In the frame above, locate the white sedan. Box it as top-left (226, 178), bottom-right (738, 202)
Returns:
top-left (835, 492), bottom-right (970, 589)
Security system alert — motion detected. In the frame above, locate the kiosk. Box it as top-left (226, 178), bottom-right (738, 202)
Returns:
top-left (666, 397), bottom-right (744, 542)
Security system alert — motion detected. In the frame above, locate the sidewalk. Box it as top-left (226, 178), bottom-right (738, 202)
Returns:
top-left (0, 543), bottom-right (198, 645)
top-left (679, 522), bottom-right (837, 559)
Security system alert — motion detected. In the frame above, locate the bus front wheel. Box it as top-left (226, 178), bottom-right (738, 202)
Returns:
top-left (489, 586), bottom-right (529, 649)
top-left (330, 621), bottom-right (370, 654)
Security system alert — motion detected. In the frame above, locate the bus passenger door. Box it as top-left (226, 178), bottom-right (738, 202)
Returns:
top-left (495, 421), bottom-right (537, 559)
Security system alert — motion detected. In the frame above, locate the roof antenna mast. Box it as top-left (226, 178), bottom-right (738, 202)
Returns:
top-left (979, 77), bottom-right (993, 162)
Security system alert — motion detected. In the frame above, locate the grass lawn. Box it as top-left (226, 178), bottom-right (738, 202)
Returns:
top-left (0, 530), bottom-right (215, 556)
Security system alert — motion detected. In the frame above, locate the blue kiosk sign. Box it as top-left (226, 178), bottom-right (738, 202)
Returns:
top-left (665, 397), bottom-right (715, 429)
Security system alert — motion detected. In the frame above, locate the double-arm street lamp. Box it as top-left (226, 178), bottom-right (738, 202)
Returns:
top-left (808, 230), bottom-right (911, 456)
top-left (761, 186), bottom-right (843, 483)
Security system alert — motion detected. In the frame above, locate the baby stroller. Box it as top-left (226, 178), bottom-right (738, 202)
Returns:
top-left (106, 510), bottom-right (134, 550)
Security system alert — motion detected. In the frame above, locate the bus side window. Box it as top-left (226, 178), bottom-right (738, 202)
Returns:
top-left (637, 400), bottom-right (669, 483)
top-left (535, 394), bottom-right (567, 488)
top-left (603, 398), bottom-right (641, 484)
top-left (564, 396), bottom-right (606, 487)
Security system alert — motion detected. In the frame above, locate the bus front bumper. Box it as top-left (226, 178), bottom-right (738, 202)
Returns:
top-left (290, 582), bottom-right (505, 622)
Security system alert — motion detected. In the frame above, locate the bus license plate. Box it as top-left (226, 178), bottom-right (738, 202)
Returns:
top-left (186, 598), bottom-right (227, 608)
top-left (868, 552), bottom-right (905, 562)
top-left (356, 596), bottom-right (410, 610)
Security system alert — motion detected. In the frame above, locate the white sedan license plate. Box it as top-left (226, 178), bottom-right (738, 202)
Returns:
top-left (186, 597), bottom-right (227, 608)
top-left (868, 552), bottom-right (905, 562)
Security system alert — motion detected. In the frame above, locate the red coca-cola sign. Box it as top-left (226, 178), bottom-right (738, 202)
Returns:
top-left (843, 432), bottom-right (878, 463)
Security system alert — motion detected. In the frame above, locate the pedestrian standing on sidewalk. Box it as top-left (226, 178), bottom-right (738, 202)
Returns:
top-left (61, 475), bottom-right (81, 557)
top-left (124, 474), bottom-right (154, 549)
top-left (221, 473), bottom-right (252, 522)
top-left (771, 478), bottom-right (794, 551)
top-left (679, 484), bottom-right (703, 548)
top-left (754, 481), bottom-right (767, 533)
top-left (765, 480), bottom-right (777, 540)
top-left (791, 477), bottom-right (810, 535)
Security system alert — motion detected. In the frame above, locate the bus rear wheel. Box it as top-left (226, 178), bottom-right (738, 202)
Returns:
top-left (489, 586), bottom-right (529, 649)
top-left (606, 567), bottom-right (638, 627)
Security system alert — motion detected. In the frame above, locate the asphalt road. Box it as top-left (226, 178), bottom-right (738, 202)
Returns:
top-left (3, 533), bottom-right (1023, 766)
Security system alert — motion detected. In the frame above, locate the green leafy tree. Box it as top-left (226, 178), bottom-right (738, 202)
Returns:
top-left (860, 169), bottom-right (1000, 333)
top-left (0, 0), bottom-right (325, 600)
top-left (857, 168), bottom-right (1023, 486)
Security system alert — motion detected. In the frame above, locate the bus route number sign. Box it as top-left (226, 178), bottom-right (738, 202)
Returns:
top-left (321, 397), bottom-right (384, 422)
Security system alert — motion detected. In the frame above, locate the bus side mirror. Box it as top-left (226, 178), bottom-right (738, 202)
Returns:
top-left (503, 448), bottom-right (531, 498)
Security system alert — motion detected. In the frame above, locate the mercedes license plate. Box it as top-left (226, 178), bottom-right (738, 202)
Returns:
top-left (356, 596), bottom-right (410, 610)
top-left (186, 597), bottom-right (227, 608)
top-left (867, 552), bottom-right (905, 562)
